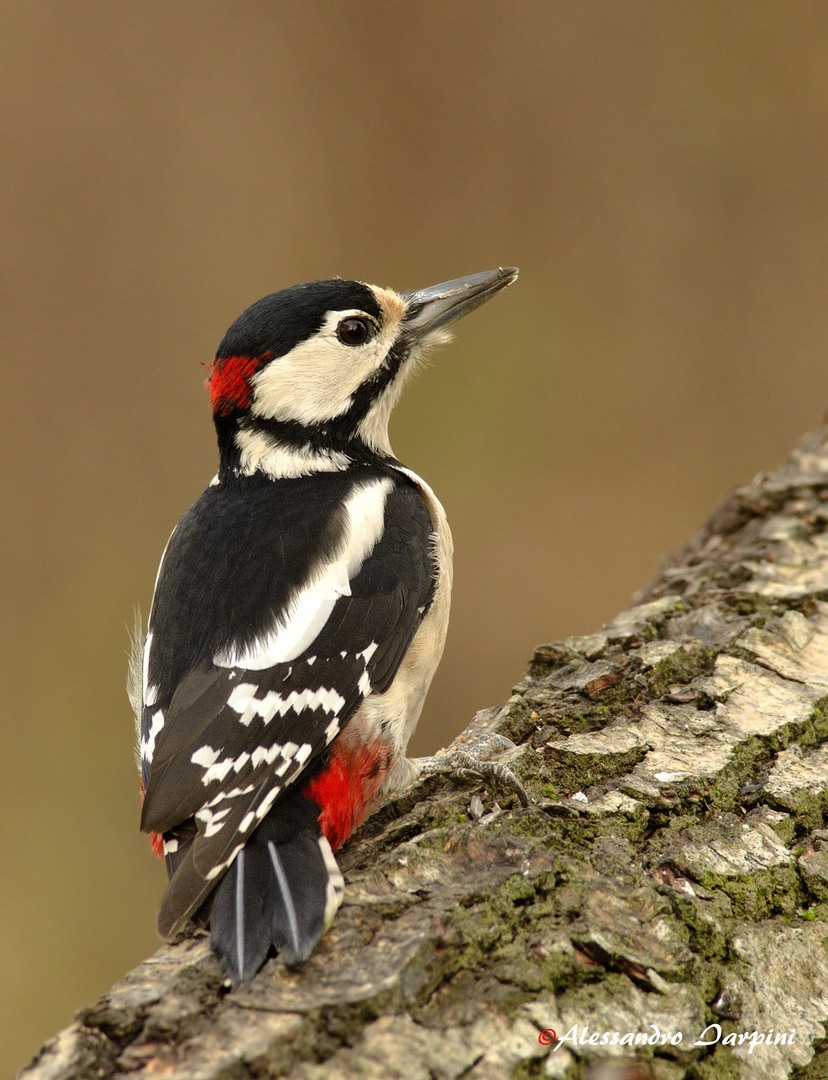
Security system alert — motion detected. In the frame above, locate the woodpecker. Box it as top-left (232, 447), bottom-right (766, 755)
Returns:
top-left (134, 267), bottom-right (518, 985)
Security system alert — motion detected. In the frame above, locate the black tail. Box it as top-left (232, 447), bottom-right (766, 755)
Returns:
top-left (209, 793), bottom-right (344, 986)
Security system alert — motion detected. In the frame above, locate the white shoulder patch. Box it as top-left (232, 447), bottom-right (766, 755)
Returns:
top-left (214, 477), bottom-right (394, 670)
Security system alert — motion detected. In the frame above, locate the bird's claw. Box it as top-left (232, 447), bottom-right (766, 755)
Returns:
top-left (415, 748), bottom-right (530, 806)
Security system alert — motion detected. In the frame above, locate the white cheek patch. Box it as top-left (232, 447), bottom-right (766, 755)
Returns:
top-left (249, 309), bottom-right (400, 427)
top-left (214, 477), bottom-right (393, 669)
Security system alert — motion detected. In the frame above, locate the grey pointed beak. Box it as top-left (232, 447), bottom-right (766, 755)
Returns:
top-left (405, 267), bottom-right (518, 337)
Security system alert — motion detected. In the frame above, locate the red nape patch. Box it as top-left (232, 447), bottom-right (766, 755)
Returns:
top-left (304, 740), bottom-right (393, 851)
top-left (207, 354), bottom-right (262, 415)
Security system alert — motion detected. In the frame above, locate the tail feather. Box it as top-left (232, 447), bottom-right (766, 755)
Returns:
top-left (209, 795), bottom-right (343, 985)
top-left (266, 840), bottom-right (304, 961)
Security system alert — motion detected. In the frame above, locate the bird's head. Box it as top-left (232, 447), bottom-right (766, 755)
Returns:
top-left (207, 268), bottom-right (518, 476)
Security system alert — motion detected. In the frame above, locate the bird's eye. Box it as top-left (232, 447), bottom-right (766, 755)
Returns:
top-left (336, 316), bottom-right (372, 347)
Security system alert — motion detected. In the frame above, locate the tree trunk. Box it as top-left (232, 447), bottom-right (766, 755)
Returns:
top-left (20, 427), bottom-right (828, 1080)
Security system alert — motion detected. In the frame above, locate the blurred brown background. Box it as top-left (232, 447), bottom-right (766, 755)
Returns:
top-left (4, 1), bottom-right (828, 1071)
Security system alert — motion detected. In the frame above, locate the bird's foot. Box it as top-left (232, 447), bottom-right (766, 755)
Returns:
top-left (386, 731), bottom-right (529, 806)
top-left (417, 748), bottom-right (530, 806)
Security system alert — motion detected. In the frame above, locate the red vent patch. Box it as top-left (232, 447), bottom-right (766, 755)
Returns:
top-left (305, 739), bottom-right (393, 851)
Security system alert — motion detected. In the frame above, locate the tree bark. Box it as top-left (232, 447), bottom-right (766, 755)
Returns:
top-left (20, 427), bottom-right (828, 1080)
